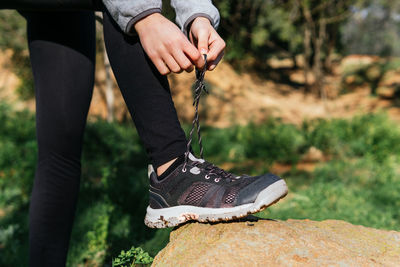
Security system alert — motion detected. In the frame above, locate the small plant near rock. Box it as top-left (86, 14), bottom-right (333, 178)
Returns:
top-left (112, 246), bottom-right (153, 267)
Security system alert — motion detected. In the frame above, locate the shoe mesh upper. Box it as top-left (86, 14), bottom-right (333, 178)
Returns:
top-left (224, 187), bottom-right (240, 204)
top-left (184, 183), bottom-right (212, 205)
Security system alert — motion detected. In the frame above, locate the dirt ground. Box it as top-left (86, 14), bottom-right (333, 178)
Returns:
top-left (1, 51), bottom-right (400, 127)
top-left (169, 55), bottom-right (400, 127)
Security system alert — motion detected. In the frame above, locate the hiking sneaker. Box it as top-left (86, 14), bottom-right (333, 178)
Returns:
top-left (144, 153), bottom-right (288, 228)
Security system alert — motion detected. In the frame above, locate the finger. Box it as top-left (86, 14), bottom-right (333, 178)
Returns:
top-left (163, 53), bottom-right (182, 73)
top-left (207, 37), bottom-right (226, 62)
top-left (172, 49), bottom-right (194, 72)
top-left (196, 29), bottom-right (210, 55)
top-left (207, 51), bottom-right (224, 71)
top-left (189, 31), bottom-right (195, 45)
top-left (182, 42), bottom-right (204, 69)
top-left (153, 58), bottom-right (170, 75)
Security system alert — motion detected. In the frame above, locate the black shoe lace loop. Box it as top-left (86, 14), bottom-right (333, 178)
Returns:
top-left (183, 54), bottom-right (208, 171)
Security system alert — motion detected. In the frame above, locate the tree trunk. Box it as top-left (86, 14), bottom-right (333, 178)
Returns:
top-left (312, 19), bottom-right (326, 98)
top-left (103, 48), bottom-right (114, 123)
top-left (96, 12), bottom-right (114, 122)
top-left (303, 25), bottom-right (312, 92)
top-left (324, 24), bottom-right (337, 73)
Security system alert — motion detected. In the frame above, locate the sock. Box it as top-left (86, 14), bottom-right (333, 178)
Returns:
top-left (157, 153), bottom-right (185, 181)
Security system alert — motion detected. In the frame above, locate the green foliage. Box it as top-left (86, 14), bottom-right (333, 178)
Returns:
top-left (0, 101), bottom-right (36, 209)
top-left (340, 58), bottom-right (400, 95)
top-left (214, 0), bottom-right (303, 65)
top-left (0, 102), bottom-right (35, 267)
top-left (202, 119), bottom-right (305, 165)
top-left (342, 0), bottom-right (400, 57)
top-left (0, 11), bottom-right (26, 51)
top-left (303, 113), bottom-right (400, 161)
top-left (112, 246), bottom-right (153, 267)
top-left (0, 10), bottom-right (34, 100)
top-left (72, 202), bottom-right (113, 266)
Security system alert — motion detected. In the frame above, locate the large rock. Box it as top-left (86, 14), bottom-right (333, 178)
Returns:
top-left (152, 219), bottom-right (400, 266)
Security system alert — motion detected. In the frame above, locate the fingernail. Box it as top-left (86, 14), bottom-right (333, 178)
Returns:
top-left (200, 49), bottom-right (208, 55)
top-left (209, 64), bottom-right (216, 70)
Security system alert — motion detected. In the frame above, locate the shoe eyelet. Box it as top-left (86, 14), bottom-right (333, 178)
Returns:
top-left (205, 174), bottom-right (210, 179)
top-left (182, 167), bottom-right (187, 172)
top-left (214, 178), bottom-right (220, 183)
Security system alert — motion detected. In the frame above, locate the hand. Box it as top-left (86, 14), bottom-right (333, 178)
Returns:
top-left (189, 17), bottom-right (226, 71)
top-left (134, 13), bottom-right (204, 75)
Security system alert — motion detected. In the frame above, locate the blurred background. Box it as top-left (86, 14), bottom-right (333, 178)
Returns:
top-left (1, 0), bottom-right (400, 266)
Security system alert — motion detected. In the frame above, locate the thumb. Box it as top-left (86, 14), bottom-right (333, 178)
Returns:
top-left (197, 29), bottom-right (209, 56)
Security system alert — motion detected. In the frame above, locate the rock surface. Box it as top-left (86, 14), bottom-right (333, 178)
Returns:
top-left (152, 219), bottom-right (400, 266)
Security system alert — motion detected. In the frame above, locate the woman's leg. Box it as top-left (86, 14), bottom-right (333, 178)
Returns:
top-left (101, 10), bottom-right (288, 231)
top-left (102, 11), bottom-right (187, 170)
top-left (25, 11), bottom-right (95, 267)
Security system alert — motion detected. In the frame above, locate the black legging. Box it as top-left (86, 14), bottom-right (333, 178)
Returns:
top-left (26, 10), bottom-right (187, 266)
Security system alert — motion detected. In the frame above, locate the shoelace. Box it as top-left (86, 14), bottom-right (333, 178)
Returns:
top-left (196, 161), bottom-right (235, 181)
top-left (181, 56), bottom-right (240, 182)
top-left (182, 54), bottom-right (208, 172)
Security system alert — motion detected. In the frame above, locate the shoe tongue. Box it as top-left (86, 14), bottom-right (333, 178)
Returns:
top-left (148, 164), bottom-right (155, 178)
top-left (188, 152), bottom-right (205, 163)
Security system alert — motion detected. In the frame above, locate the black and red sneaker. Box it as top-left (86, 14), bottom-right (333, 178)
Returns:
top-left (144, 152), bottom-right (288, 228)
top-left (145, 57), bottom-right (288, 228)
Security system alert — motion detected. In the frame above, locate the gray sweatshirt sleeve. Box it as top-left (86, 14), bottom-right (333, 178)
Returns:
top-left (171, 0), bottom-right (220, 35)
top-left (102, 0), bottom-right (162, 35)
top-left (102, 0), bottom-right (220, 36)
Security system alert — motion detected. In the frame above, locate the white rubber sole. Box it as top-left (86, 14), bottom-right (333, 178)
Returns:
top-left (144, 179), bottom-right (288, 228)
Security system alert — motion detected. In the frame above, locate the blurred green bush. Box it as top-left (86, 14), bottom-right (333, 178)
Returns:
top-left (341, 58), bottom-right (400, 95)
top-left (1, 100), bottom-right (400, 266)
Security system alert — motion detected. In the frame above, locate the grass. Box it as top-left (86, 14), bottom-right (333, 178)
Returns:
top-left (0, 100), bottom-right (400, 266)
top-left (260, 157), bottom-right (400, 230)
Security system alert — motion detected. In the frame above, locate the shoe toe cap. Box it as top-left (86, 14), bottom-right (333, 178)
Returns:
top-left (235, 173), bottom-right (282, 205)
